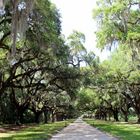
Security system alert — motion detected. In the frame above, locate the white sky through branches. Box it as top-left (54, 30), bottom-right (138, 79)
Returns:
top-left (51, 0), bottom-right (110, 61)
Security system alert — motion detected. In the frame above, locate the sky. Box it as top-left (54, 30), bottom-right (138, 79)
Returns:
top-left (51, 0), bottom-right (110, 61)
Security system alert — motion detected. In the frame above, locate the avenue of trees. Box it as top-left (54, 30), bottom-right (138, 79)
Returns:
top-left (78, 0), bottom-right (140, 123)
top-left (1, 0), bottom-right (140, 125)
top-left (0, 0), bottom-right (89, 124)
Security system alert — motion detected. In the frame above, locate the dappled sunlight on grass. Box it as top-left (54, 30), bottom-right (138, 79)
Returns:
top-left (0, 133), bottom-right (14, 138)
top-left (85, 119), bottom-right (140, 140)
top-left (0, 120), bottom-right (74, 140)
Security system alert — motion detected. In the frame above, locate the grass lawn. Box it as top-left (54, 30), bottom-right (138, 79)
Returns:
top-left (85, 119), bottom-right (140, 140)
top-left (0, 120), bottom-right (74, 140)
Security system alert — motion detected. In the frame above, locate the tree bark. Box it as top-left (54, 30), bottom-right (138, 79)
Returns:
top-left (121, 108), bottom-right (129, 122)
top-left (113, 109), bottom-right (119, 122)
top-left (44, 110), bottom-right (48, 123)
top-left (51, 110), bottom-right (56, 122)
top-left (34, 111), bottom-right (42, 124)
top-left (137, 115), bottom-right (140, 124)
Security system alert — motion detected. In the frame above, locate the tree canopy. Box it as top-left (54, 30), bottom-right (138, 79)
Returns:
top-left (0, 0), bottom-right (140, 125)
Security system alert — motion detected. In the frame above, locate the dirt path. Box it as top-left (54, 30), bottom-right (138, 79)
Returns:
top-left (51, 118), bottom-right (119, 140)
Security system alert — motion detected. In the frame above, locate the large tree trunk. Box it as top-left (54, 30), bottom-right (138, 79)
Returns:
top-left (51, 110), bottom-right (56, 122)
top-left (44, 110), bottom-right (48, 123)
top-left (124, 114), bottom-right (128, 122)
top-left (10, 88), bottom-right (30, 124)
top-left (34, 111), bottom-right (42, 124)
top-left (122, 110), bottom-right (128, 122)
top-left (14, 105), bottom-right (29, 124)
top-left (121, 109), bottom-right (129, 122)
top-left (107, 111), bottom-right (111, 121)
top-left (104, 112), bottom-right (107, 121)
top-left (18, 110), bottom-right (24, 124)
top-left (133, 99), bottom-right (140, 123)
top-left (113, 109), bottom-right (119, 122)
top-left (137, 115), bottom-right (140, 124)
top-left (135, 109), bottom-right (140, 123)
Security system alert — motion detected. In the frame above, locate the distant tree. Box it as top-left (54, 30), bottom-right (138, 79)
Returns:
top-left (67, 31), bottom-right (87, 67)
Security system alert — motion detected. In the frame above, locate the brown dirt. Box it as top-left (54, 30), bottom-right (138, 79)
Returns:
top-left (0, 124), bottom-right (30, 133)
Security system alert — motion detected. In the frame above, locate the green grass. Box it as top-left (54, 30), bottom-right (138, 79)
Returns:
top-left (85, 119), bottom-right (140, 140)
top-left (0, 120), bottom-right (74, 140)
